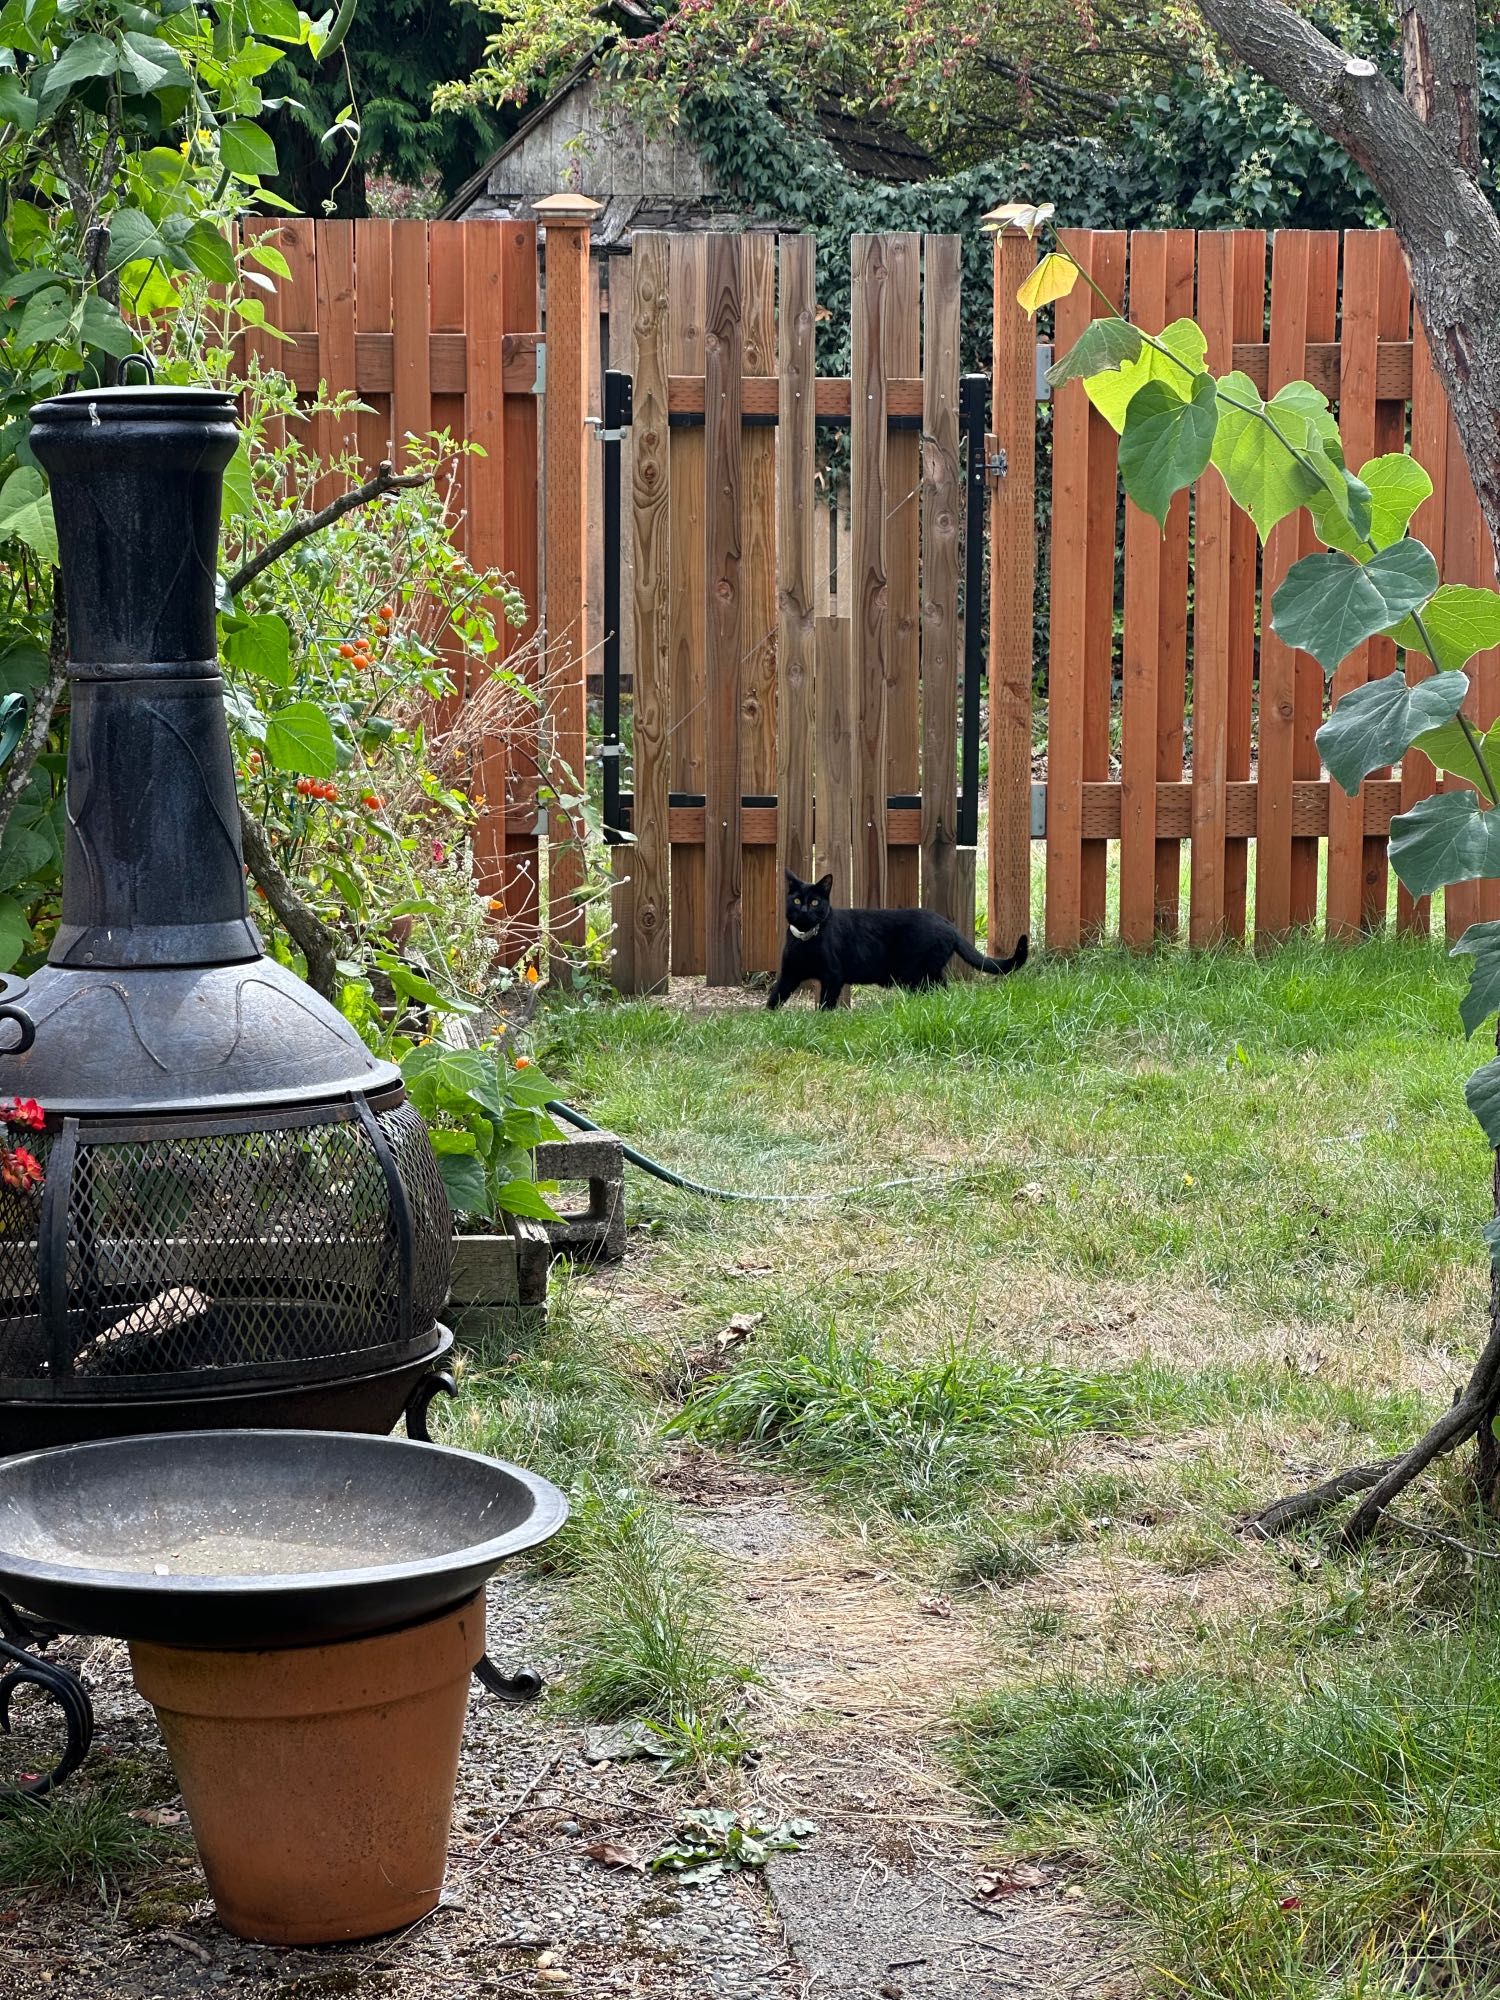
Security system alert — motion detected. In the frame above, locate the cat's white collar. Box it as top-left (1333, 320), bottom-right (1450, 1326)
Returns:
top-left (789, 922), bottom-right (821, 941)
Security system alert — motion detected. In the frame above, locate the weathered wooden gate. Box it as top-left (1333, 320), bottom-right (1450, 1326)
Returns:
top-left (608, 231), bottom-right (985, 988)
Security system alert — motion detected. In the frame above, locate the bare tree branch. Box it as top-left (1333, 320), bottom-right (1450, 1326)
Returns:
top-left (1245, 1458), bottom-right (1399, 1538)
top-left (227, 459), bottom-right (428, 598)
top-left (238, 805), bottom-right (342, 1001)
top-left (0, 576), bottom-right (67, 850)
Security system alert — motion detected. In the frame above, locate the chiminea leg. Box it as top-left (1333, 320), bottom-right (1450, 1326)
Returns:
top-left (0, 1596), bottom-right (94, 1797)
top-left (473, 1656), bottom-right (545, 1704)
top-left (403, 1366), bottom-right (459, 1442)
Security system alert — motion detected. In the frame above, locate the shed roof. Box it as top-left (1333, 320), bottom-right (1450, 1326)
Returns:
top-left (440, 54), bottom-right (932, 226)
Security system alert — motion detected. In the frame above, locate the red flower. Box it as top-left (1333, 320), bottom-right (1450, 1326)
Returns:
top-left (3, 1098), bottom-right (43, 1131)
top-left (2, 1146), bottom-right (43, 1191)
top-left (432, 840), bottom-right (447, 865)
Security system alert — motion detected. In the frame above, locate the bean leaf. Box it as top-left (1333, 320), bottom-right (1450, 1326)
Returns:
top-left (219, 119), bottom-right (279, 180)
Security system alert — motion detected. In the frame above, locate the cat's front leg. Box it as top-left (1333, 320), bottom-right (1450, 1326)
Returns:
top-left (818, 981), bottom-right (845, 1010)
top-left (766, 974), bottom-right (792, 1009)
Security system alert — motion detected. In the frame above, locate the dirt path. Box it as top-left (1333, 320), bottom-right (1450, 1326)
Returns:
top-left (3, 1445), bottom-right (1128, 2000)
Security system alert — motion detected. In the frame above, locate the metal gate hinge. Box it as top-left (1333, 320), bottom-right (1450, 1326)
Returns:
top-left (985, 433), bottom-right (1007, 484)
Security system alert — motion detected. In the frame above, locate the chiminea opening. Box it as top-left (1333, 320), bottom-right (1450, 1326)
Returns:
top-left (0, 387), bottom-right (453, 1452)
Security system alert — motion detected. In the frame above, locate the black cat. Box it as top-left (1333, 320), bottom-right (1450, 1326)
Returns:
top-left (767, 872), bottom-right (1029, 1010)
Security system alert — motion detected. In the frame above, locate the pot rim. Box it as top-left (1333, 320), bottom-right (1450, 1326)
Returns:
top-left (0, 1429), bottom-right (569, 1606)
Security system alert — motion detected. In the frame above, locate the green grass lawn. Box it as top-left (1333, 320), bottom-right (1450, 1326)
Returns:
top-left (513, 935), bottom-right (1500, 1998)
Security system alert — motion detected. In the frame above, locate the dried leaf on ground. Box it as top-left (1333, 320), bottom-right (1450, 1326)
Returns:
top-left (917, 1594), bottom-right (953, 1619)
top-left (130, 1807), bottom-right (186, 1826)
top-left (585, 1840), bottom-right (643, 1871)
top-left (975, 1860), bottom-right (1051, 1901)
top-left (717, 1312), bottom-right (761, 1351)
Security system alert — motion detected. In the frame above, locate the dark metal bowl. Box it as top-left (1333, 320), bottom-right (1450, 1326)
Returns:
top-left (0, 1430), bottom-right (568, 1648)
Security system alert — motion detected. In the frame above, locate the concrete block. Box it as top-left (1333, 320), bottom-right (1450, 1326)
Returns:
top-left (533, 1130), bottom-right (626, 1264)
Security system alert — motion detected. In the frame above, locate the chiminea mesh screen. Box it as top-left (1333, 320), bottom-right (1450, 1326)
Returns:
top-left (0, 1095), bottom-right (448, 1401)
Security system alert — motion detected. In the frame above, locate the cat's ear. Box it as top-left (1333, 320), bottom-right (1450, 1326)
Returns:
top-left (815, 875), bottom-right (834, 896)
top-left (784, 869), bottom-right (803, 890)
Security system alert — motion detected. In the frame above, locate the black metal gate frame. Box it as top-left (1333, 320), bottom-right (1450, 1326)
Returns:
top-left (599, 369), bottom-right (988, 861)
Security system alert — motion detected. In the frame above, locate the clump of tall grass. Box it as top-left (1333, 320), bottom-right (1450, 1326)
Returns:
top-left (560, 1489), bottom-right (755, 1727)
top-left (0, 1784), bottom-right (180, 1903)
top-left (671, 1326), bottom-right (1143, 1521)
top-left (955, 1605), bottom-right (1500, 1996)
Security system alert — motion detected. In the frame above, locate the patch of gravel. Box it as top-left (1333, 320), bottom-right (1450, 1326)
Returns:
top-left (770, 1851), bottom-right (1133, 2000)
top-left (1, 1568), bottom-right (803, 2000)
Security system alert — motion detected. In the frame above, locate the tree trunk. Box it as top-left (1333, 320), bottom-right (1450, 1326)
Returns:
top-left (1204, 0), bottom-right (1500, 1536)
top-left (1196, 0), bottom-right (1500, 569)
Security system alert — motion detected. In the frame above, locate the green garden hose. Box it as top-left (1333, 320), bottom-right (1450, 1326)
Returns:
top-left (544, 1099), bottom-right (972, 1206)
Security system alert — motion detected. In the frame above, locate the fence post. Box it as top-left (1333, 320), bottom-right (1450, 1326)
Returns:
top-left (986, 217), bottom-right (1037, 957)
top-left (536, 192), bottom-right (600, 964)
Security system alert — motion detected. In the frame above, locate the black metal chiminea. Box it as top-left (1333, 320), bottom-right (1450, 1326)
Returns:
top-left (0, 387), bottom-right (454, 1453)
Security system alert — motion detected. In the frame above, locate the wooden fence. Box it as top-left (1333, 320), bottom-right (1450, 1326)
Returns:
top-left (612, 230), bottom-right (977, 988)
top-left (233, 209), bottom-right (600, 957)
top-left (239, 218), bottom-right (1500, 979)
top-left (986, 225), bottom-right (1500, 953)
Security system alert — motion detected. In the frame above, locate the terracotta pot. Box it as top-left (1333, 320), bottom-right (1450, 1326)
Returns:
top-left (129, 1590), bottom-right (485, 1944)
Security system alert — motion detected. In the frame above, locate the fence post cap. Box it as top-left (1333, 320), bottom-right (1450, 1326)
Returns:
top-left (534, 192), bottom-right (604, 223)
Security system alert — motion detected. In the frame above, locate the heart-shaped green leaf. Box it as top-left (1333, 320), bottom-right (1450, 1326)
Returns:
top-left (1452, 923), bottom-right (1500, 1037)
top-left (1389, 789), bottom-right (1500, 898)
top-left (1085, 318), bottom-right (1207, 434)
top-left (1362, 454), bottom-right (1434, 550)
top-left (1272, 538), bottom-right (1437, 676)
top-left (225, 612), bottom-right (294, 691)
top-left (1316, 668), bottom-right (1469, 795)
top-left (0, 467), bottom-right (57, 566)
top-left (1386, 584), bottom-right (1500, 672)
top-left (1211, 372), bottom-right (1325, 542)
top-left (1119, 373), bottom-right (1218, 527)
top-left (1408, 713), bottom-right (1500, 804)
top-left (1047, 318), bottom-right (1144, 390)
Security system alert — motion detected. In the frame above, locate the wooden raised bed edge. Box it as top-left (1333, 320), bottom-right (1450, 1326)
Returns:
top-left (447, 1214), bottom-right (550, 1337)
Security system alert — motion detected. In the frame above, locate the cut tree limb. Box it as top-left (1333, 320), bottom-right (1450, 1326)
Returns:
top-left (1245, 1458), bottom-right (1397, 1538)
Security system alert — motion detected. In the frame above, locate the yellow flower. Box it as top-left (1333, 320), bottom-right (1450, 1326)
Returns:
top-left (525, 965), bottom-right (540, 984)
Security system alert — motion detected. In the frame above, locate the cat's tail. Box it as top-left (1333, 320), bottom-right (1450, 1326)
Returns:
top-left (955, 932), bottom-right (1029, 977)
